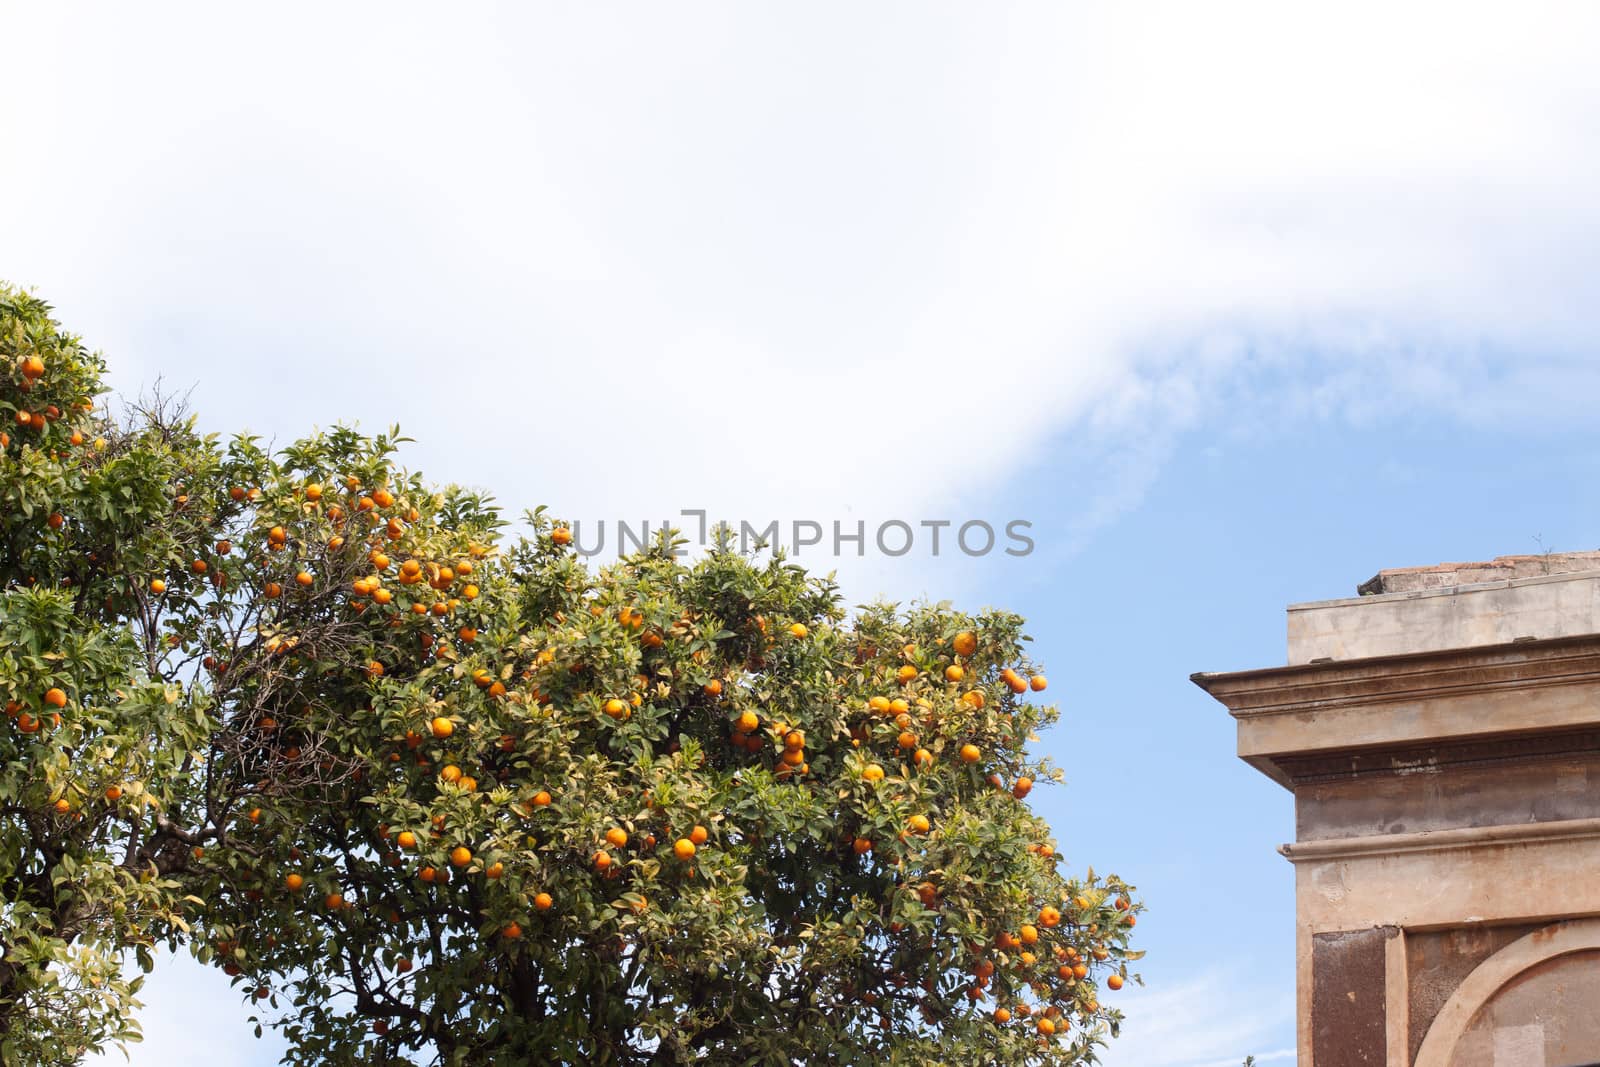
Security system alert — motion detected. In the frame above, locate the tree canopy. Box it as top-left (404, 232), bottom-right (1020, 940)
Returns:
top-left (0, 286), bottom-right (1140, 1066)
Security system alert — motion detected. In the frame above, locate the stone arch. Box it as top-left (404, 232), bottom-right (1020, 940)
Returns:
top-left (1415, 918), bottom-right (1600, 1067)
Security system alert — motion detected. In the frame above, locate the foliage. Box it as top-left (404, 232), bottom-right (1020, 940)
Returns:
top-left (0, 287), bottom-right (1142, 1066)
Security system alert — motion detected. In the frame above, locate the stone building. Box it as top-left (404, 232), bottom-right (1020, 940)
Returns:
top-left (1195, 553), bottom-right (1600, 1067)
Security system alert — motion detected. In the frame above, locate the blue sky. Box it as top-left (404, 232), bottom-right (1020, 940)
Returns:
top-left (4, 2), bottom-right (1600, 1064)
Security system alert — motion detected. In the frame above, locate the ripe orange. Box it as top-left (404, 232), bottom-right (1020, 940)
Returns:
top-left (593, 850), bottom-right (612, 870)
top-left (994, 1007), bottom-right (1011, 1023)
top-left (551, 526), bottom-right (572, 546)
top-left (1037, 1017), bottom-right (1056, 1036)
top-left (736, 710), bottom-right (759, 733)
top-left (441, 764), bottom-right (463, 783)
top-left (373, 488), bottom-right (395, 508)
top-left (604, 698), bottom-right (626, 718)
top-left (325, 892), bottom-right (344, 909)
top-left (295, 571), bottom-right (314, 587)
top-left (1012, 777), bottom-right (1033, 799)
top-left (1020, 924), bottom-right (1039, 945)
top-left (485, 861), bottom-right (503, 879)
top-left (1039, 905), bottom-right (1061, 928)
top-left (674, 838), bottom-right (696, 860)
top-left (531, 790), bottom-right (552, 808)
top-left (534, 892), bottom-right (553, 911)
top-left (43, 688), bottom-right (67, 708)
top-left (896, 665), bottom-right (917, 684)
top-left (962, 690), bottom-right (986, 709)
top-left (502, 921), bottom-right (523, 939)
top-left (689, 825), bottom-right (708, 845)
top-left (945, 664), bottom-right (964, 682)
top-left (285, 873), bottom-right (305, 891)
top-left (913, 748), bottom-right (933, 767)
top-left (852, 837), bottom-right (872, 854)
top-left (789, 622), bottom-right (808, 638)
top-left (1107, 974), bottom-right (1124, 990)
top-left (703, 679), bottom-right (723, 697)
top-left (1030, 675), bottom-right (1048, 692)
top-left (20, 355), bottom-right (45, 379)
top-left (605, 827), bottom-right (629, 849)
top-left (953, 631), bottom-right (977, 657)
top-left (450, 846), bottom-right (472, 867)
top-left (104, 785), bottom-right (122, 801)
top-left (908, 814), bottom-right (930, 834)
top-left (430, 717), bottom-right (453, 739)
top-left (1002, 668), bottom-right (1027, 693)
top-left (862, 763), bottom-right (885, 782)
top-left (868, 695), bottom-right (890, 713)
top-left (959, 743), bottom-right (981, 764)
top-left (149, 578), bottom-right (166, 594)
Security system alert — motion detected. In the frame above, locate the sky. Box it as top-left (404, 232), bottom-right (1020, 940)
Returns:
top-left (3, 2), bottom-right (1599, 1064)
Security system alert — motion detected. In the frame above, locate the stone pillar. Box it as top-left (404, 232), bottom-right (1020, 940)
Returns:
top-left (1196, 557), bottom-right (1600, 1067)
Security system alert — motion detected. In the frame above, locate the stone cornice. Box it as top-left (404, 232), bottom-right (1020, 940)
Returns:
top-left (1279, 816), bottom-right (1600, 864)
top-left (1193, 634), bottom-right (1600, 789)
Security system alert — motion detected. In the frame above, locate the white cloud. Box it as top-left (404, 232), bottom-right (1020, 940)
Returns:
top-left (1105, 968), bottom-right (1295, 1067)
top-left (84, 952), bottom-right (287, 1067)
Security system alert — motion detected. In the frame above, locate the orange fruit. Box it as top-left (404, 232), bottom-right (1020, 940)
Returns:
top-left (852, 837), bottom-right (872, 855)
top-left (1038, 905), bottom-right (1061, 928)
top-left (1012, 777), bottom-right (1033, 799)
top-left (1019, 924), bottom-right (1039, 945)
top-left (593, 850), bottom-right (612, 870)
top-left (945, 664), bottom-right (964, 682)
top-left (908, 814), bottom-right (930, 834)
top-left (372, 488), bottom-right (395, 508)
top-left (959, 744), bottom-right (981, 764)
top-left (703, 679), bottom-right (723, 697)
top-left (285, 873), bottom-right (305, 891)
top-left (993, 1007), bottom-right (1011, 1024)
top-left (149, 578), bottom-right (166, 594)
top-left (104, 785), bottom-right (122, 801)
top-left (736, 711), bottom-right (759, 733)
top-left (20, 355), bottom-right (45, 379)
top-left (502, 921), bottom-right (523, 940)
top-left (862, 764), bottom-right (885, 782)
top-left (689, 825), bottom-right (708, 845)
top-left (1030, 675), bottom-right (1047, 692)
top-left (605, 827), bottom-right (628, 849)
top-left (325, 892), bottom-right (344, 909)
top-left (43, 688), bottom-right (67, 708)
top-left (962, 690), bottom-right (986, 709)
top-left (551, 526), bottom-right (572, 546)
top-left (789, 623), bottom-right (808, 638)
top-left (1107, 974), bottom-right (1124, 990)
top-left (896, 665), bottom-right (918, 684)
top-left (430, 717), bottom-right (453, 739)
top-left (531, 790), bottom-right (552, 808)
top-left (534, 892), bottom-right (553, 911)
top-left (485, 862), bottom-right (503, 879)
top-left (674, 838), bottom-right (696, 860)
top-left (450, 846), bottom-right (472, 867)
top-left (1002, 668), bottom-right (1027, 693)
top-left (952, 631), bottom-right (977, 657)
top-left (604, 698), bottom-right (626, 718)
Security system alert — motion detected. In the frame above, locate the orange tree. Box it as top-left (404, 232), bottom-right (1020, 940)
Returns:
top-left (2, 287), bottom-right (1142, 1065)
top-left (0, 287), bottom-right (490, 1060)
